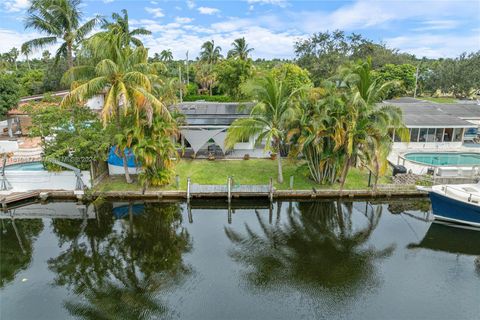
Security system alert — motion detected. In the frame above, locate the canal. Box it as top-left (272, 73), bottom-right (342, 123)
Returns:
top-left (1, 199), bottom-right (479, 319)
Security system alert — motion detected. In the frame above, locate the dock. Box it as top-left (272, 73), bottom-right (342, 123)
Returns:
top-left (1, 191), bottom-right (40, 209)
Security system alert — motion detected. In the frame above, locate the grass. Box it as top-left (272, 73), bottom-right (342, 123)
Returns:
top-left (95, 159), bottom-right (392, 192)
top-left (419, 96), bottom-right (457, 104)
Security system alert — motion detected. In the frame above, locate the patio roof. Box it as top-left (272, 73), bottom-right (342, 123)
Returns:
top-left (175, 101), bottom-right (253, 126)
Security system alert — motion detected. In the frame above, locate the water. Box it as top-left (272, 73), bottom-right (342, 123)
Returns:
top-left (1, 199), bottom-right (479, 320)
top-left (405, 152), bottom-right (480, 166)
top-left (4, 161), bottom-right (45, 171)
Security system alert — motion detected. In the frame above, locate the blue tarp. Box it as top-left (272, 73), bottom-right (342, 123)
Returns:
top-left (108, 146), bottom-right (138, 168)
top-left (112, 204), bottom-right (145, 219)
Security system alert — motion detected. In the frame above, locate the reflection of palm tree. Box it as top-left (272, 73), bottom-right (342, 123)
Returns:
top-left (0, 218), bottom-right (43, 287)
top-left (225, 201), bottom-right (393, 292)
top-left (48, 202), bottom-right (191, 319)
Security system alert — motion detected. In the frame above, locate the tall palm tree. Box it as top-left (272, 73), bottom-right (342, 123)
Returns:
top-left (199, 40), bottom-right (222, 64)
top-left (23, 0), bottom-right (101, 68)
top-left (21, 44), bottom-right (32, 70)
top-left (228, 37), bottom-right (254, 60)
top-left (226, 75), bottom-right (303, 183)
top-left (336, 59), bottom-right (405, 189)
top-left (62, 46), bottom-right (171, 183)
top-left (7, 47), bottom-right (19, 70)
top-left (159, 49), bottom-right (173, 62)
top-left (102, 9), bottom-right (152, 48)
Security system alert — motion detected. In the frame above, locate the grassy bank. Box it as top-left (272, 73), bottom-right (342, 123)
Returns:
top-left (95, 159), bottom-right (391, 192)
top-left (419, 96), bottom-right (457, 104)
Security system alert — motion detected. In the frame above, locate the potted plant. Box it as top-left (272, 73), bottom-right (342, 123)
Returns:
top-left (243, 154), bottom-right (250, 160)
top-left (270, 153), bottom-right (277, 160)
top-left (208, 152), bottom-right (215, 161)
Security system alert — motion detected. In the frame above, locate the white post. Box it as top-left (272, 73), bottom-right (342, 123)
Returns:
top-left (187, 177), bottom-right (191, 203)
top-left (227, 176), bottom-right (232, 204)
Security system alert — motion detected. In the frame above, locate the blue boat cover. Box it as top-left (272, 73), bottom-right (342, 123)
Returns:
top-left (108, 146), bottom-right (138, 168)
top-left (112, 204), bottom-right (145, 219)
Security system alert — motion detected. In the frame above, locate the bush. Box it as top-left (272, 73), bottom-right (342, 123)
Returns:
top-left (183, 95), bottom-right (237, 102)
top-left (0, 73), bottom-right (20, 118)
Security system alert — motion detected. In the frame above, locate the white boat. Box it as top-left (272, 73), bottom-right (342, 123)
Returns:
top-left (422, 182), bottom-right (480, 227)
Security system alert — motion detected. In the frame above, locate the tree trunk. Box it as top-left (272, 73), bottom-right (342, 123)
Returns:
top-left (277, 152), bottom-right (284, 184)
top-left (339, 155), bottom-right (351, 190)
top-left (373, 157), bottom-right (380, 192)
top-left (122, 153), bottom-right (132, 184)
top-left (67, 41), bottom-right (73, 69)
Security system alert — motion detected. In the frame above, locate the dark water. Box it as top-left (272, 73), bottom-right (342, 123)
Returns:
top-left (1, 199), bottom-right (479, 320)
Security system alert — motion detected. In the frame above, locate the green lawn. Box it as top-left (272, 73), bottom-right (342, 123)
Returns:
top-left (95, 159), bottom-right (391, 192)
top-left (419, 96), bottom-right (457, 104)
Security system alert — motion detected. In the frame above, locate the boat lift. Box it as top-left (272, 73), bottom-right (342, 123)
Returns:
top-left (44, 157), bottom-right (86, 190)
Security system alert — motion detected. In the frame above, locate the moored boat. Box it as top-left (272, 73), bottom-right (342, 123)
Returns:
top-left (423, 183), bottom-right (480, 227)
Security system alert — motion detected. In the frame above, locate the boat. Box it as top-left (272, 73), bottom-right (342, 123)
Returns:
top-left (421, 182), bottom-right (480, 227)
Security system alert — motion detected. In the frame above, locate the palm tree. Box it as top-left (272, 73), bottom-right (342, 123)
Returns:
top-left (21, 43), bottom-right (32, 70)
top-left (336, 59), bottom-right (405, 190)
top-left (159, 49), bottom-right (173, 62)
top-left (42, 50), bottom-right (51, 63)
top-left (226, 75), bottom-right (303, 183)
top-left (102, 9), bottom-right (152, 48)
top-left (62, 46), bottom-right (171, 183)
top-left (228, 37), bottom-right (254, 60)
top-left (194, 63), bottom-right (217, 96)
top-left (199, 40), bottom-right (222, 64)
top-left (23, 0), bottom-right (101, 68)
top-left (7, 47), bottom-right (19, 70)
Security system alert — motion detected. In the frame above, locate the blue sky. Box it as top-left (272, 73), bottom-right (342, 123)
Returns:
top-left (1, 0), bottom-right (479, 59)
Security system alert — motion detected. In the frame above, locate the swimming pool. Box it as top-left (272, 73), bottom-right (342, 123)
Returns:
top-left (405, 152), bottom-right (480, 166)
top-left (4, 161), bottom-right (45, 171)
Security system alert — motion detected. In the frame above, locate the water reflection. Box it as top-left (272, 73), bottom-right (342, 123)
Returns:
top-left (225, 200), bottom-right (395, 293)
top-left (48, 202), bottom-right (191, 319)
top-left (0, 217), bottom-right (43, 287)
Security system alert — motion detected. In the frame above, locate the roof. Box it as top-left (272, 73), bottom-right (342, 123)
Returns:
top-left (175, 101), bottom-right (253, 126)
top-left (382, 98), bottom-right (480, 128)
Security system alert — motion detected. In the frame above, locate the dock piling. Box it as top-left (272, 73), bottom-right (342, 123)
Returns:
top-left (227, 176), bottom-right (232, 204)
top-left (187, 177), bottom-right (191, 204)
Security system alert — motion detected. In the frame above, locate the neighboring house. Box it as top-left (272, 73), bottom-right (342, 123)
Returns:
top-left (382, 98), bottom-right (480, 150)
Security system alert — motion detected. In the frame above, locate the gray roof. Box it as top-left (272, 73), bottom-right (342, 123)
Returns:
top-left (382, 99), bottom-right (480, 127)
top-left (175, 101), bottom-right (252, 126)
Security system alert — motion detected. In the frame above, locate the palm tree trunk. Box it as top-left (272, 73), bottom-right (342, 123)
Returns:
top-left (276, 140), bottom-right (284, 184)
top-left (339, 155), bottom-right (351, 190)
top-left (122, 153), bottom-right (133, 184)
top-left (373, 157), bottom-right (380, 192)
top-left (67, 41), bottom-right (73, 69)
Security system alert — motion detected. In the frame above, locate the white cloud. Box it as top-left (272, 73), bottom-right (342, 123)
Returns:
top-left (3, 0), bottom-right (30, 12)
top-left (145, 7), bottom-right (164, 18)
top-left (175, 17), bottom-right (193, 24)
top-left (0, 29), bottom-right (59, 59)
top-left (413, 20), bottom-right (460, 31)
top-left (198, 7), bottom-right (219, 15)
top-left (150, 1), bottom-right (158, 4)
top-left (247, 0), bottom-right (287, 8)
top-left (186, 0), bottom-right (195, 9)
top-left (103, 0), bottom-right (114, 3)
top-left (386, 33), bottom-right (480, 58)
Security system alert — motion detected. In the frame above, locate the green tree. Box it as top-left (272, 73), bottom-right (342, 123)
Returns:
top-left (215, 58), bottom-right (253, 98)
top-left (227, 37), bottom-right (254, 60)
top-left (0, 73), bottom-right (20, 118)
top-left (102, 9), bottom-right (152, 48)
top-left (270, 63), bottom-right (312, 92)
top-left (199, 40), bottom-right (222, 64)
top-left (23, 0), bottom-right (101, 68)
top-left (7, 47), bottom-right (19, 70)
top-left (374, 63), bottom-right (416, 99)
top-left (21, 43), bottom-right (32, 70)
top-left (159, 49), bottom-right (173, 62)
top-left (226, 75), bottom-right (303, 183)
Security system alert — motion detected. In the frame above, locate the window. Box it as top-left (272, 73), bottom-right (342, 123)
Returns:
top-left (426, 128), bottom-right (436, 142)
top-left (444, 128), bottom-right (453, 142)
top-left (393, 129), bottom-right (402, 142)
top-left (435, 128), bottom-right (444, 142)
top-left (419, 128), bottom-right (428, 142)
top-left (410, 128), bottom-right (419, 142)
top-left (453, 128), bottom-right (464, 142)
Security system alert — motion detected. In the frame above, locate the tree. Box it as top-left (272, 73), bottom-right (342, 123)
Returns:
top-left (42, 50), bottom-right (51, 63)
top-left (374, 64), bottom-right (416, 99)
top-left (7, 47), bottom-right (19, 70)
top-left (23, 0), bottom-right (101, 68)
top-left (227, 37), bottom-right (254, 60)
top-left (215, 58), bottom-right (253, 98)
top-left (336, 59), bottom-right (407, 190)
top-left (195, 63), bottom-right (217, 96)
top-left (102, 9), bottom-right (152, 48)
top-left (226, 75), bottom-right (303, 183)
top-left (199, 40), bottom-right (222, 64)
top-left (21, 44), bottom-right (32, 70)
top-left (160, 49), bottom-right (173, 62)
top-left (18, 69), bottom-right (45, 96)
top-left (0, 73), bottom-right (20, 118)
top-left (26, 103), bottom-right (110, 170)
top-left (270, 63), bottom-right (312, 93)
top-left (62, 45), bottom-right (171, 183)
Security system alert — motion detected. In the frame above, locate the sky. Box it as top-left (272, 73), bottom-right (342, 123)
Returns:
top-left (0, 0), bottom-right (479, 60)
